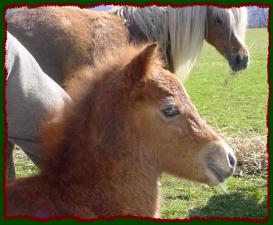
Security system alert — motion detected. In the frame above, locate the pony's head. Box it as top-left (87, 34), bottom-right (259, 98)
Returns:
top-left (206, 7), bottom-right (249, 72)
top-left (112, 6), bottom-right (249, 80)
top-left (68, 43), bottom-right (236, 186)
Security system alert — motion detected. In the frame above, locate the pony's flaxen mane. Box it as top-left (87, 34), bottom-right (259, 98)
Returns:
top-left (112, 6), bottom-right (247, 81)
top-left (113, 7), bottom-right (169, 57)
top-left (167, 6), bottom-right (207, 81)
top-left (230, 7), bottom-right (248, 41)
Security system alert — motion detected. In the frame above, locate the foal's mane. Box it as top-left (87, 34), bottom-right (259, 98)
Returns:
top-left (40, 43), bottom-right (163, 177)
top-left (112, 6), bottom-right (247, 81)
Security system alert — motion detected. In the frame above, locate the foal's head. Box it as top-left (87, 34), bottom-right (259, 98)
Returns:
top-left (64, 43), bottom-right (236, 186)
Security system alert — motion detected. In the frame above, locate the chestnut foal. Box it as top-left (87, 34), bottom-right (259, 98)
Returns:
top-left (6, 43), bottom-right (236, 219)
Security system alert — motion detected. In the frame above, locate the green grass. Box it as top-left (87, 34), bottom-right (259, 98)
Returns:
top-left (13, 146), bottom-right (38, 178)
top-left (161, 174), bottom-right (267, 219)
top-left (12, 29), bottom-right (268, 220)
top-left (158, 28), bottom-right (268, 219)
top-left (185, 28), bottom-right (268, 135)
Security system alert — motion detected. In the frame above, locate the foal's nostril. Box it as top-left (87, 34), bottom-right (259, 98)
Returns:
top-left (235, 54), bottom-right (242, 65)
top-left (228, 153), bottom-right (236, 168)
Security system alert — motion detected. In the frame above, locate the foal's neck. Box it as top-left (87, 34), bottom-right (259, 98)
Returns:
top-left (93, 150), bottom-right (160, 217)
top-left (47, 142), bottom-right (161, 218)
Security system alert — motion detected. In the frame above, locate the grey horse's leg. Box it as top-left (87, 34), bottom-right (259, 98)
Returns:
top-left (5, 32), bottom-right (71, 172)
top-left (6, 141), bottom-right (16, 179)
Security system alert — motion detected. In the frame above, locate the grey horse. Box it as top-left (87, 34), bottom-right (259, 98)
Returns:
top-left (5, 33), bottom-right (71, 178)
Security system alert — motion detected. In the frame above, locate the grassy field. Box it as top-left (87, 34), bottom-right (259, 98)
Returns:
top-left (185, 28), bottom-right (268, 135)
top-left (12, 29), bottom-right (268, 220)
top-left (161, 28), bottom-right (268, 219)
top-left (161, 175), bottom-right (267, 219)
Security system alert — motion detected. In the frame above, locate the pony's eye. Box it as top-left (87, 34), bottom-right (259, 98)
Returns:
top-left (215, 16), bottom-right (223, 25)
top-left (161, 104), bottom-right (180, 118)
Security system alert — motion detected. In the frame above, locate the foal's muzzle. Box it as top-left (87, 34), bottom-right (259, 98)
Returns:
top-left (204, 141), bottom-right (236, 186)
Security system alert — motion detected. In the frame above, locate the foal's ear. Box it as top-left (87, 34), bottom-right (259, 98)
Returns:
top-left (124, 43), bottom-right (158, 84)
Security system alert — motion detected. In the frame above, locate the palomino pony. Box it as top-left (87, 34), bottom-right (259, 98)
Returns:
top-left (6, 6), bottom-right (249, 84)
top-left (113, 6), bottom-right (249, 79)
top-left (6, 43), bottom-right (236, 218)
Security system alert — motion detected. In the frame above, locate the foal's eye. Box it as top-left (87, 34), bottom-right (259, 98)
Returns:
top-left (215, 16), bottom-right (223, 25)
top-left (161, 105), bottom-right (180, 118)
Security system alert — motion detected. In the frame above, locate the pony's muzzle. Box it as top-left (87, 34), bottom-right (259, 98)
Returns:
top-left (230, 49), bottom-right (249, 72)
top-left (203, 140), bottom-right (236, 186)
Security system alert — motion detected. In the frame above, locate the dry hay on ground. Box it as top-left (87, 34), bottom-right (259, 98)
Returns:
top-left (226, 134), bottom-right (267, 177)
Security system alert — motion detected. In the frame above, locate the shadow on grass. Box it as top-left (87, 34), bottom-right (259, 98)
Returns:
top-left (189, 192), bottom-right (267, 219)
